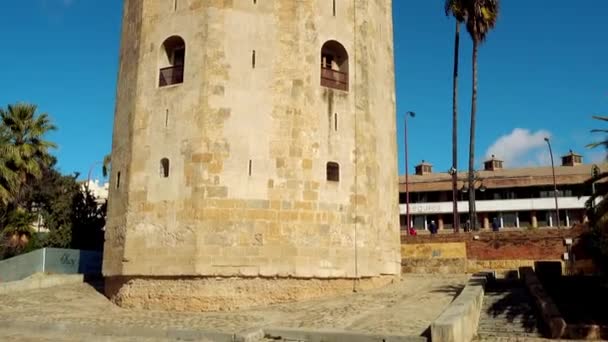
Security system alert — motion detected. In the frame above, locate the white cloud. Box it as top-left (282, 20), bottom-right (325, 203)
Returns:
top-left (485, 128), bottom-right (552, 167)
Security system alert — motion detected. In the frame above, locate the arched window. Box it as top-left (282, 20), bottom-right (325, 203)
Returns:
top-left (159, 36), bottom-right (185, 87)
top-left (326, 162), bottom-right (340, 182)
top-left (320, 40), bottom-right (348, 91)
top-left (160, 158), bottom-right (170, 178)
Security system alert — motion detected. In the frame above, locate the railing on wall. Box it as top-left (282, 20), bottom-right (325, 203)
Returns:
top-left (321, 67), bottom-right (348, 91)
top-left (159, 65), bottom-right (184, 87)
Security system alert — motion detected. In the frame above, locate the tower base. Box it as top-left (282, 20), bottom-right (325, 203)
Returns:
top-left (105, 275), bottom-right (396, 312)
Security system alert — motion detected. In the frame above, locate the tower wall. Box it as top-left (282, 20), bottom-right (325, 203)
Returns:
top-left (103, 0), bottom-right (400, 311)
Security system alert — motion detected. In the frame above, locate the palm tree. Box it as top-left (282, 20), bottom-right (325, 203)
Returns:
top-left (583, 115), bottom-right (608, 268)
top-left (0, 126), bottom-right (18, 205)
top-left (102, 154), bottom-right (111, 178)
top-left (464, 0), bottom-right (499, 230)
top-left (445, 0), bottom-right (467, 232)
top-left (0, 103), bottom-right (57, 205)
top-left (585, 116), bottom-right (608, 224)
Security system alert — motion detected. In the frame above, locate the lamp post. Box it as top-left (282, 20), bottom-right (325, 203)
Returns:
top-left (544, 137), bottom-right (561, 228)
top-left (86, 160), bottom-right (104, 192)
top-left (404, 111), bottom-right (416, 233)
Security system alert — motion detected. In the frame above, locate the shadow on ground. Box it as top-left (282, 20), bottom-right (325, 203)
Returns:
top-left (482, 278), bottom-right (546, 336)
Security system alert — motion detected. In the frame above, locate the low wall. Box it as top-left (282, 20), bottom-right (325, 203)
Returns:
top-left (401, 226), bottom-right (595, 276)
top-left (401, 243), bottom-right (466, 274)
top-left (431, 273), bottom-right (489, 342)
top-left (520, 267), bottom-right (566, 338)
top-left (0, 248), bottom-right (102, 282)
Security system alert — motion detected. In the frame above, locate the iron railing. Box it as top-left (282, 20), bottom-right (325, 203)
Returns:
top-left (321, 67), bottom-right (348, 91)
top-left (159, 65), bottom-right (184, 87)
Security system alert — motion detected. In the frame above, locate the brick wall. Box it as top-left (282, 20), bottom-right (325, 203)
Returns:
top-left (401, 226), bottom-right (594, 275)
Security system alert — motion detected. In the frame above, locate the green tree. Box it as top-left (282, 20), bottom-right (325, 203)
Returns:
top-left (445, 0), bottom-right (467, 232)
top-left (582, 115), bottom-right (608, 268)
top-left (0, 125), bottom-right (18, 205)
top-left (464, 0), bottom-right (499, 230)
top-left (0, 103), bottom-right (57, 206)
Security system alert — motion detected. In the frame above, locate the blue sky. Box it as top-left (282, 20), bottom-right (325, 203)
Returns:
top-left (0, 1), bottom-right (606, 181)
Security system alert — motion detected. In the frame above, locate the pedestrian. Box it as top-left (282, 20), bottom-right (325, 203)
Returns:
top-left (429, 220), bottom-right (438, 235)
top-left (492, 217), bottom-right (500, 232)
top-left (464, 219), bottom-right (471, 232)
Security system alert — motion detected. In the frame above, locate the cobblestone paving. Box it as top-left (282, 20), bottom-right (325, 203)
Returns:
top-left (0, 274), bottom-right (467, 341)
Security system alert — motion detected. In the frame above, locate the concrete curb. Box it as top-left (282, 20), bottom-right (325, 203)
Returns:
top-left (0, 319), bottom-right (262, 342)
top-left (0, 273), bottom-right (84, 295)
top-left (430, 273), bottom-right (490, 342)
top-left (264, 327), bottom-right (427, 342)
top-left (519, 267), bottom-right (566, 339)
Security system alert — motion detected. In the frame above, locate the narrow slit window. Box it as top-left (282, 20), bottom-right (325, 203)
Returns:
top-left (116, 171), bottom-right (121, 189)
top-left (334, 113), bottom-right (338, 131)
top-left (173, 0), bottom-right (177, 11)
top-left (333, 0), bottom-right (336, 16)
top-left (165, 109), bottom-right (169, 127)
top-left (252, 50), bottom-right (256, 69)
top-left (249, 160), bottom-right (252, 176)
top-left (326, 162), bottom-right (340, 182)
top-left (160, 158), bottom-right (170, 178)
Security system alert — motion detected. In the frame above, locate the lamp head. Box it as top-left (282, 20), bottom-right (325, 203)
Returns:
top-left (544, 137), bottom-right (550, 142)
top-left (406, 111), bottom-right (416, 118)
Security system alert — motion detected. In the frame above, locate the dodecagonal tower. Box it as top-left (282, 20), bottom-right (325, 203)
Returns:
top-left (104, 0), bottom-right (400, 311)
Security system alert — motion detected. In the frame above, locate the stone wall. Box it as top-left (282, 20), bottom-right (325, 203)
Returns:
top-left (103, 0), bottom-right (400, 311)
top-left (401, 226), bottom-right (595, 276)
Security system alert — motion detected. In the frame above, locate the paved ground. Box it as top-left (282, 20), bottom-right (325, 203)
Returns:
top-left (0, 274), bottom-right (467, 341)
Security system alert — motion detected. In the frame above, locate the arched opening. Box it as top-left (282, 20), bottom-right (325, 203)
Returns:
top-left (321, 40), bottom-right (349, 91)
top-left (159, 36), bottom-right (185, 87)
top-left (326, 162), bottom-right (340, 182)
top-left (160, 158), bottom-right (170, 178)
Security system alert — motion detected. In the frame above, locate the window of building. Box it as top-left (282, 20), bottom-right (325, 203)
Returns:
top-left (160, 158), bottom-right (170, 178)
top-left (320, 41), bottom-right (349, 91)
top-left (116, 171), bottom-right (121, 189)
top-left (159, 36), bottom-right (185, 87)
top-left (326, 162), bottom-right (340, 182)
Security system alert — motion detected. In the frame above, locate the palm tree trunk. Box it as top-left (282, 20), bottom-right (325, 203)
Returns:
top-left (451, 21), bottom-right (460, 233)
top-left (469, 39), bottom-right (479, 230)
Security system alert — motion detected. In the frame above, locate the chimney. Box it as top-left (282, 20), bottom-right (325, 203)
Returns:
top-left (484, 155), bottom-right (504, 171)
top-left (415, 160), bottom-right (433, 175)
top-left (561, 150), bottom-right (583, 166)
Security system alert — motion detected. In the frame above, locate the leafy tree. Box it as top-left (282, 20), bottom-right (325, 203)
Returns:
top-left (582, 116), bottom-right (608, 268)
top-left (445, 0), bottom-right (467, 231)
top-left (0, 103), bottom-right (57, 207)
top-left (464, 0), bottom-right (499, 230)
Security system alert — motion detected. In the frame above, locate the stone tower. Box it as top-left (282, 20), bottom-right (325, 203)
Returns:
top-left (103, 0), bottom-right (400, 311)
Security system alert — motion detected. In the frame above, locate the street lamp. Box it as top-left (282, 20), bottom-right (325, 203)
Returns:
top-left (404, 111), bottom-right (416, 233)
top-left (544, 137), bottom-right (561, 228)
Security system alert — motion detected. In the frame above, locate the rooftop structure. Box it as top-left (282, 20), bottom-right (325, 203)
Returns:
top-left (399, 152), bottom-right (604, 231)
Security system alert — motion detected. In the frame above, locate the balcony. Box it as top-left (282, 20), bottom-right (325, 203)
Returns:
top-left (159, 65), bottom-right (184, 87)
top-left (321, 67), bottom-right (348, 91)
top-left (400, 197), bottom-right (595, 215)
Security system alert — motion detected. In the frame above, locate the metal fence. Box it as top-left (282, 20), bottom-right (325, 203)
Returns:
top-left (0, 248), bottom-right (102, 283)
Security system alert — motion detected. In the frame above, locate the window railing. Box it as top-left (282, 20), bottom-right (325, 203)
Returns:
top-left (159, 65), bottom-right (184, 87)
top-left (321, 67), bottom-right (348, 91)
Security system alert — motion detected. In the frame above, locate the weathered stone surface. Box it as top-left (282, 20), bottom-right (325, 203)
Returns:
top-left (103, 0), bottom-right (400, 310)
top-left (431, 274), bottom-right (488, 342)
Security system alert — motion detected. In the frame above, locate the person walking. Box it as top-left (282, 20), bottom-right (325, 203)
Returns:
top-left (492, 217), bottom-right (500, 232)
top-left (429, 220), bottom-right (438, 235)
